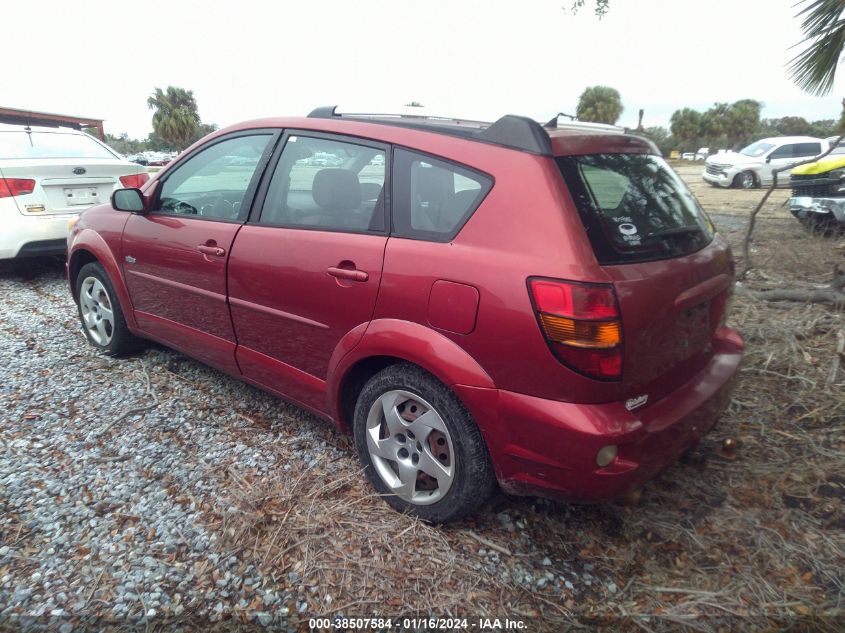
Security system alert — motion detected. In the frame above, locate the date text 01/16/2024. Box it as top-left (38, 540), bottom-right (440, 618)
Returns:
top-left (308, 617), bottom-right (528, 630)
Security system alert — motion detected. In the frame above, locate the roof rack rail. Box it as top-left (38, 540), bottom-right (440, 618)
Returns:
top-left (545, 112), bottom-right (625, 134)
top-left (306, 105), bottom-right (552, 156)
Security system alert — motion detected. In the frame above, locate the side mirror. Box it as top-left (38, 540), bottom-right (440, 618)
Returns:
top-left (112, 188), bottom-right (146, 212)
top-left (765, 157), bottom-right (772, 163)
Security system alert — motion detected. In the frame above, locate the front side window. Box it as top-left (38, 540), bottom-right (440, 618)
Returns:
top-left (768, 144), bottom-right (796, 160)
top-left (392, 149), bottom-right (492, 241)
top-left (740, 141), bottom-right (774, 158)
top-left (0, 131), bottom-right (116, 159)
top-left (557, 153), bottom-right (714, 265)
top-left (156, 134), bottom-right (271, 221)
top-left (259, 136), bottom-right (386, 232)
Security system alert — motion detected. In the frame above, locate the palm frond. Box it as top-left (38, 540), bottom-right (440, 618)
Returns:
top-left (789, 0), bottom-right (845, 95)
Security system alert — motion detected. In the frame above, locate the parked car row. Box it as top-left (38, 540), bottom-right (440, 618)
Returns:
top-left (127, 151), bottom-right (177, 167)
top-left (63, 107), bottom-right (744, 521)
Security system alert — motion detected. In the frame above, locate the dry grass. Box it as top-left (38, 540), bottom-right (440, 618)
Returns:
top-left (199, 214), bottom-right (845, 632)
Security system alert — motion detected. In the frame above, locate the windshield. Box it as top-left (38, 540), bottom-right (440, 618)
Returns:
top-left (740, 141), bottom-right (774, 157)
top-left (557, 153), bottom-right (714, 265)
top-left (0, 131), bottom-right (116, 159)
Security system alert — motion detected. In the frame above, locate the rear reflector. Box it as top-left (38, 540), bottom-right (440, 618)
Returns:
top-left (0, 178), bottom-right (35, 198)
top-left (119, 173), bottom-right (150, 189)
top-left (529, 278), bottom-right (623, 380)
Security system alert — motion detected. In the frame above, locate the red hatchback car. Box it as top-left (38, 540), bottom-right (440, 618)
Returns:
top-left (67, 107), bottom-right (743, 522)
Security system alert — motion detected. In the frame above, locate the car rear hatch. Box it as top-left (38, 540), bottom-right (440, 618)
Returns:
top-left (555, 151), bottom-right (733, 403)
top-left (0, 129), bottom-right (146, 215)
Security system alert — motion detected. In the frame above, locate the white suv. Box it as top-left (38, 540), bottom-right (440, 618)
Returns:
top-left (703, 136), bottom-right (827, 189)
top-left (0, 124), bottom-right (148, 259)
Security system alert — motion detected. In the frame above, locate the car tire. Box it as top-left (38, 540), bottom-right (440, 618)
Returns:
top-left (733, 171), bottom-right (756, 189)
top-left (75, 262), bottom-right (144, 356)
top-left (353, 363), bottom-right (496, 523)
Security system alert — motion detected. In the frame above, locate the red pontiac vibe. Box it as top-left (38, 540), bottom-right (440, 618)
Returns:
top-left (66, 107), bottom-right (743, 522)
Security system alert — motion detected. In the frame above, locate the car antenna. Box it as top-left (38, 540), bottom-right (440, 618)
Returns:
top-left (544, 112), bottom-right (577, 128)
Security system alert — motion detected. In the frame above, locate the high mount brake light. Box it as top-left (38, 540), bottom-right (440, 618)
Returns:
top-left (0, 178), bottom-right (35, 198)
top-left (529, 278), bottom-right (623, 380)
top-left (119, 173), bottom-right (150, 189)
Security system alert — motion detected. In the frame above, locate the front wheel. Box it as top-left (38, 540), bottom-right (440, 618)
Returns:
top-left (76, 262), bottom-right (143, 356)
top-left (353, 363), bottom-right (496, 522)
top-left (733, 170), bottom-right (756, 189)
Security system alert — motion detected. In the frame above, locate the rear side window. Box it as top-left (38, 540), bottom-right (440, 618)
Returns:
top-left (392, 149), bottom-right (492, 242)
top-left (794, 142), bottom-right (821, 158)
top-left (0, 131), bottom-right (116, 159)
top-left (557, 154), bottom-right (714, 265)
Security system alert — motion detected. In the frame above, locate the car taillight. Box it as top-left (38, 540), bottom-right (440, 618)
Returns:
top-left (119, 173), bottom-right (150, 188)
top-left (529, 278), bottom-right (623, 380)
top-left (0, 178), bottom-right (35, 198)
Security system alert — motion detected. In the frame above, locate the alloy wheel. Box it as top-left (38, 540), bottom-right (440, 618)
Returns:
top-left (365, 389), bottom-right (455, 505)
top-left (79, 276), bottom-right (115, 346)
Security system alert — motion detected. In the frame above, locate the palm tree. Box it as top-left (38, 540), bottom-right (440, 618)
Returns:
top-left (576, 86), bottom-right (624, 125)
top-left (147, 86), bottom-right (201, 150)
top-left (789, 0), bottom-right (845, 95)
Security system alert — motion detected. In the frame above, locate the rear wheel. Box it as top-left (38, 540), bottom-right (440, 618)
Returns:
top-left (733, 170), bottom-right (756, 189)
top-left (76, 262), bottom-right (143, 356)
top-left (353, 363), bottom-right (495, 522)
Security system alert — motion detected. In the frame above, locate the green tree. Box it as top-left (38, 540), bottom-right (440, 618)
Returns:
top-left (191, 122), bottom-right (219, 144)
top-left (575, 85), bottom-right (623, 124)
top-left (571, 0), bottom-right (610, 17)
top-left (638, 126), bottom-right (674, 155)
top-left (725, 99), bottom-right (762, 147)
top-left (789, 0), bottom-right (845, 95)
top-left (104, 132), bottom-right (146, 155)
top-left (670, 108), bottom-right (702, 144)
top-left (147, 86), bottom-right (201, 151)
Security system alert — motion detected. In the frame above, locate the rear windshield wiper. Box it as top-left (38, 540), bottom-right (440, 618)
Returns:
top-left (643, 226), bottom-right (703, 240)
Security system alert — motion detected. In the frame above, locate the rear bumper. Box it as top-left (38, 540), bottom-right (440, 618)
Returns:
top-left (456, 326), bottom-right (744, 502)
top-left (0, 208), bottom-right (75, 259)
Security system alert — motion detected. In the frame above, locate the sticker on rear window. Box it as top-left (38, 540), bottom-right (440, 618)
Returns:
top-left (613, 217), bottom-right (641, 245)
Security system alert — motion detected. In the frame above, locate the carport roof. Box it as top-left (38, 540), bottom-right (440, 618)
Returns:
top-left (0, 106), bottom-right (105, 139)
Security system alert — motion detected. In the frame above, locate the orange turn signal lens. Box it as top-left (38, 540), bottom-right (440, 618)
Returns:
top-left (539, 314), bottom-right (621, 349)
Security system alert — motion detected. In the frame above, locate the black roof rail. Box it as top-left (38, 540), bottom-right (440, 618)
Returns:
top-left (306, 105), bottom-right (552, 156)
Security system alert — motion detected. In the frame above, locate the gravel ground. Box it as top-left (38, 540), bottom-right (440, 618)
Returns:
top-left (0, 257), bottom-right (346, 629)
top-left (1, 191), bottom-right (841, 631)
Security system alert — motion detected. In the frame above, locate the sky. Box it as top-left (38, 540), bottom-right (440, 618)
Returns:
top-left (3, 0), bottom-right (844, 139)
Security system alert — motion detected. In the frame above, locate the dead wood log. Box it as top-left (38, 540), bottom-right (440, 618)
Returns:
top-left (738, 264), bottom-right (845, 306)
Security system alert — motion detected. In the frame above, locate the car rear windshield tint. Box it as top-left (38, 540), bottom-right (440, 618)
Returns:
top-left (557, 154), bottom-right (714, 265)
top-left (0, 131), bottom-right (116, 160)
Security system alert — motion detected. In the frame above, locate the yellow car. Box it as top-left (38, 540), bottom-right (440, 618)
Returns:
top-left (789, 144), bottom-right (845, 230)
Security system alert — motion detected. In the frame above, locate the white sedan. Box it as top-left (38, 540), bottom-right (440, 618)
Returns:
top-left (0, 124), bottom-right (149, 260)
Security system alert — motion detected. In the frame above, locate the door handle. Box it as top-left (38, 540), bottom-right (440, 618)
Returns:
top-left (327, 266), bottom-right (369, 282)
top-left (198, 245), bottom-right (225, 257)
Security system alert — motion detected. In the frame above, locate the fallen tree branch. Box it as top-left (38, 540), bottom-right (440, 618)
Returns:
top-left (736, 263), bottom-right (845, 306)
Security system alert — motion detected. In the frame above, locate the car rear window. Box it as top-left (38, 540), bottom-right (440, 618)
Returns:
top-left (557, 154), bottom-right (714, 265)
top-left (0, 131), bottom-right (116, 160)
